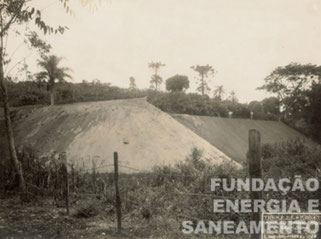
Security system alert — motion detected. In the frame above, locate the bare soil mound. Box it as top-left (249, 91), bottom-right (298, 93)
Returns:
top-left (173, 114), bottom-right (306, 163)
top-left (2, 99), bottom-right (234, 171)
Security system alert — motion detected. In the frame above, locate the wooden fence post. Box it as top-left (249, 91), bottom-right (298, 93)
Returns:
top-left (248, 129), bottom-right (262, 239)
top-left (71, 163), bottom-right (75, 193)
top-left (113, 152), bottom-right (122, 232)
top-left (62, 152), bottom-right (70, 216)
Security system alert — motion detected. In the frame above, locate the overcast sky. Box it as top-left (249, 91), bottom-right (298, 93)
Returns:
top-left (7, 0), bottom-right (321, 103)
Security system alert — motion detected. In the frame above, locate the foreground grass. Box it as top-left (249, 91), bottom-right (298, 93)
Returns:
top-left (0, 197), bottom-right (251, 239)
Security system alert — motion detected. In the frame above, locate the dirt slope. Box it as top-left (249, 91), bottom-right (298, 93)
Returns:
top-left (3, 99), bottom-right (235, 171)
top-left (173, 114), bottom-right (305, 163)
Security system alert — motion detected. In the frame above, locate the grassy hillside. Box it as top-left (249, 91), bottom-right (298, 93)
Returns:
top-left (173, 114), bottom-right (306, 163)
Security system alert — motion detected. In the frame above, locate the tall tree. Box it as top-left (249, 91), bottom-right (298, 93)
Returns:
top-left (0, 0), bottom-right (38, 192)
top-left (228, 90), bottom-right (238, 103)
top-left (0, 0), bottom-right (104, 192)
top-left (261, 97), bottom-right (280, 115)
top-left (258, 63), bottom-right (321, 116)
top-left (259, 63), bottom-right (321, 142)
top-left (191, 64), bottom-right (214, 96)
top-left (0, 0), bottom-right (71, 192)
top-left (306, 83), bottom-right (321, 142)
top-left (36, 55), bottom-right (72, 105)
top-left (248, 101), bottom-right (263, 119)
top-left (213, 85), bottom-right (225, 100)
top-left (148, 61), bottom-right (165, 91)
top-left (165, 74), bottom-right (189, 92)
top-left (129, 76), bottom-right (136, 90)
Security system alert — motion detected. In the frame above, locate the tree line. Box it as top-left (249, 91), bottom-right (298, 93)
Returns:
top-left (140, 61), bottom-right (237, 101)
top-left (3, 79), bottom-right (281, 120)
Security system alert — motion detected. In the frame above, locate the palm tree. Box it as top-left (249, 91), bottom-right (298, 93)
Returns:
top-left (150, 74), bottom-right (163, 91)
top-left (36, 55), bottom-right (72, 105)
top-left (148, 61), bottom-right (165, 91)
top-left (148, 61), bottom-right (165, 75)
top-left (129, 76), bottom-right (136, 90)
top-left (229, 90), bottom-right (238, 103)
top-left (190, 64), bottom-right (215, 96)
top-left (213, 85), bottom-right (225, 100)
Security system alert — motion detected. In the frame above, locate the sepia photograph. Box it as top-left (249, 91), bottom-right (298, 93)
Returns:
top-left (0, 0), bottom-right (321, 238)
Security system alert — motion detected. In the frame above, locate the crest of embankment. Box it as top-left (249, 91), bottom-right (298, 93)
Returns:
top-left (3, 98), bottom-right (236, 171)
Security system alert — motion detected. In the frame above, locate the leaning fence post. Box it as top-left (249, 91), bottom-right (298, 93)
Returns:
top-left (62, 152), bottom-right (70, 216)
top-left (248, 129), bottom-right (262, 239)
top-left (113, 152), bottom-right (122, 232)
top-left (71, 163), bottom-right (75, 193)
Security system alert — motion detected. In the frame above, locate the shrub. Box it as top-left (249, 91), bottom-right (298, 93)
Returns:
top-left (261, 139), bottom-right (321, 209)
top-left (74, 200), bottom-right (100, 218)
top-left (262, 139), bottom-right (321, 179)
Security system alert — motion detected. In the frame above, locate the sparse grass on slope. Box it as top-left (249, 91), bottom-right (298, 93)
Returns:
top-left (173, 114), bottom-right (306, 163)
top-left (0, 99), bottom-right (237, 172)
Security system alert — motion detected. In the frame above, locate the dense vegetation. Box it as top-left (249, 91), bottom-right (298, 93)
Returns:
top-left (5, 63), bottom-right (321, 144)
top-left (6, 67), bottom-right (321, 145)
top-left (259, 63), bottom-right (321, 143)
top-left (2, 79), bottom-right (280, 121)
top-left (1, 140), bottom-right (320, 237)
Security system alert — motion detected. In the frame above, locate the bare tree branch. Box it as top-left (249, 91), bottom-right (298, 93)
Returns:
top-left (5, 51), bottom-right (33, 77)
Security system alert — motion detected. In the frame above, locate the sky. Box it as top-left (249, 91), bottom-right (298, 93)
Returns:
top-left (7, 0), bottom-right (321, 103)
